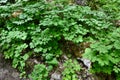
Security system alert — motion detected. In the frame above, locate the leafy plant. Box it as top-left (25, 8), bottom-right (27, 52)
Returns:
top-left (29, 64), bottom-right (49, 80)
top-left (62, 59), bottom-right (81, 80)
top-left (87, 0), bottom-right (120, 19)
top-left (83, 27), bottom-right (120, 75)
top-left (0, 0), bottom-right (120, 79)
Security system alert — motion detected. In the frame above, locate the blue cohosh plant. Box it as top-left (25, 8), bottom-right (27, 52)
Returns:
top-left (28, 64), bottom-right (49, 80)
top-left (62, 59), bottom-right (81, 80)
top-left (87, 0), bottom-right (120, 19)
top-left (83, 27), bottom-right (120, 79)
top-left (0, 0), bottom-right (120, 79)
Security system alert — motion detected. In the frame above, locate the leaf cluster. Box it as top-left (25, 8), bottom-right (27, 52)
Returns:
top-left (62, 59), bottom-right (81, 80)
top-left (0, 0), bottom-right (120, 79)
top-left (28, 64), bottom-right (49, 80)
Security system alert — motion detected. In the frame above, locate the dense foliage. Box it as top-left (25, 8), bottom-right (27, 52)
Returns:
top-left (28, 64), bottom-right (49, 80)
top-left (0, 0), bottom-right (120, 79)
top-left (62, 59), bottom-right (81, 80)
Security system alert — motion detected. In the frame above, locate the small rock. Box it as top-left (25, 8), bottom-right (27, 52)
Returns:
top-left (12, 72), bottom-right (19, 78)
top-left (79, 58), bottom-right (91, 70)
top-left (51, 72), bottom-right (61, 80)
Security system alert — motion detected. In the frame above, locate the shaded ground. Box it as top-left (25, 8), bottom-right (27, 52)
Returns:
top-left (0, 53), bottom-right (94, 80)
top-left (0, 53), bottom-right (115, 80)
top-left (0, 53), bottom-right (21, 80)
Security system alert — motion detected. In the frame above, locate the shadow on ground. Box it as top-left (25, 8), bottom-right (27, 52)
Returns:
top-left (0, 53), bottom-right (21, 80)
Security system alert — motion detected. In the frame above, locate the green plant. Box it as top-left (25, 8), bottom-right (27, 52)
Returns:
top-left (0, 0), bottom-right (90, 75)
top-left (83, 27), bottom-right (120, 75)
top-left (0, 0), bottom-right (120, 79)
top-left (87, 0), bottom-right (120, 19)
top-left (62, 59), bottom-right (81, 80)
top-left (29, 64), bottom-right (49, 80)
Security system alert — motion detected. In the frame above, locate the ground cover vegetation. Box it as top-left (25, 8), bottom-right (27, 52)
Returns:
top-left (0, 0), bottom-right (120, 80)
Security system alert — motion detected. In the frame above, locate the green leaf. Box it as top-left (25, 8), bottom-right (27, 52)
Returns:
top-left (114, 40), bottom-right (120, 49)
top-left (22, 54), bottom-right (29, 60)
top-left (46, 58), bottom-right (58, 65)
top-left (83, 48), bottom-right (95, 61)
top-left (91, 43), bottom-right (109, 53)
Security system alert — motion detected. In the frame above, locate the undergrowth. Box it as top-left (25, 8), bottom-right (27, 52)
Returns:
top-left (0, 0), bottom-right (120, 79)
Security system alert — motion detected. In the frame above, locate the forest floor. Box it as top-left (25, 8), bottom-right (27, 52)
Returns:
top-left (0, 53), bottom-right (114, 80)
top-left (0, 53), bottom-right (94, 80)
top-left (0, 53), bottom-right (22, 80)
